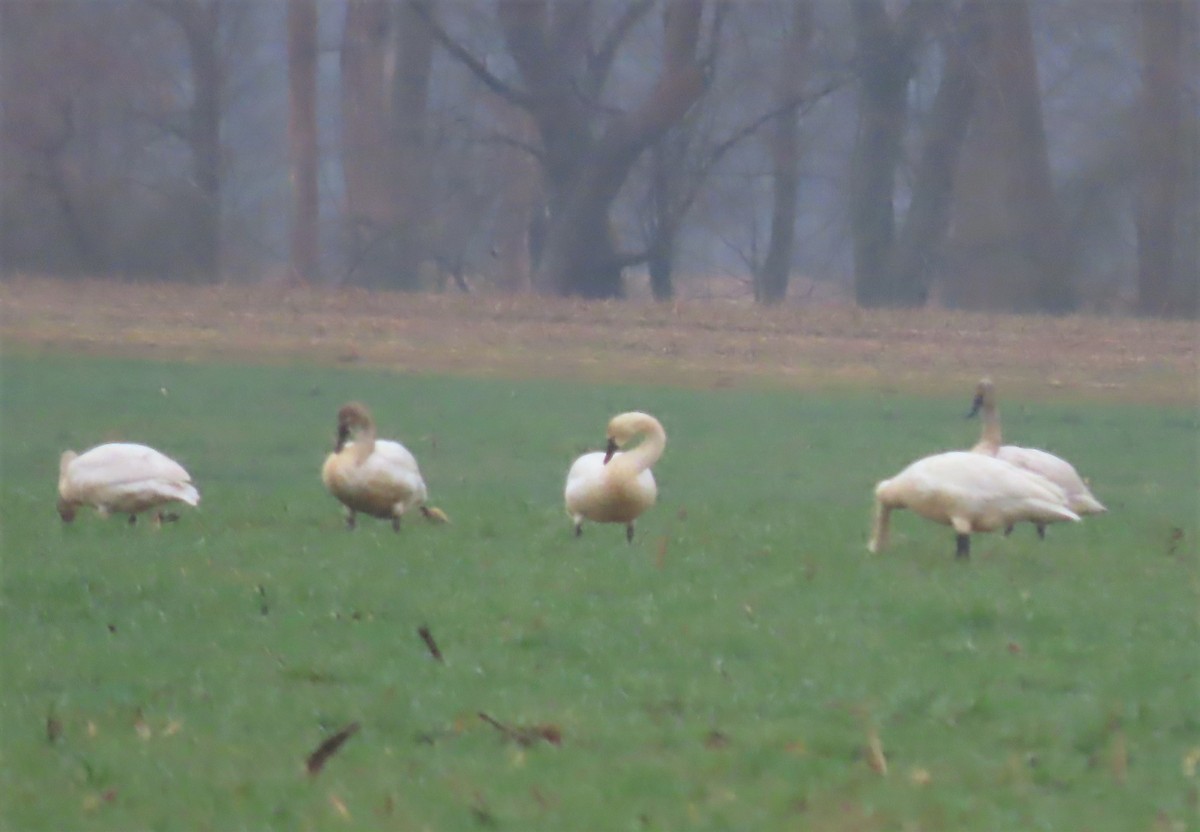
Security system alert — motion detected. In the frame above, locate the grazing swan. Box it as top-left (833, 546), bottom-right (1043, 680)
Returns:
top-left (968, 377), bottom-right (1106, 537)
top-left (565, 411), bottom-right (665, 542)
top-left (868, 451), bottom-right (1080, 559)
top-left (57, 443), bottom-right (200, 525)
top-left (321, 402), bottom-right (447, 531)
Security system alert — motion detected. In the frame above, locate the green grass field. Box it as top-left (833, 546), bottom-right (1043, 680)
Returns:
top-left (1, 352), bottom-right (1197, 831)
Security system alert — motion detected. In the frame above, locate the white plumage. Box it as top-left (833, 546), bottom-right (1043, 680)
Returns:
top-left (565, 411), bottom-right (665, 542)
top-left (868, 451), bottom-right (1080, 559)
top-left (57, 442), bottom-right (200, 525)
top-left (321, 402), bottom-right (446, 531)
top-left (969, 378), bottom-right (1107, 525)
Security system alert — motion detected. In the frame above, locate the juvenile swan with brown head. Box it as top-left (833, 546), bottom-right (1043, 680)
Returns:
top-left (321, 402), bottom-right (447, 531)
top-left (564, 411), bottom-right (665, 543)
top-left (57, 443), bottom-right (200, 526)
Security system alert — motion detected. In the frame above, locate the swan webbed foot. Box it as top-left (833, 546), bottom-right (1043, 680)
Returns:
top-left (955, 533), bottom-right (970, 560)
top-left (1036, 523), bottom-right (1046, 541)
top-left (626, 524), bottom-right (635, 544)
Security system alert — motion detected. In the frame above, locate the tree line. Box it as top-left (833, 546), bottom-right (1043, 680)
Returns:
top-left (1, 0), bottom-right (1195, 316)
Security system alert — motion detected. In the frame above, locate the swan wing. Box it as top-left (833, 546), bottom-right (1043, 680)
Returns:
top-left (997, 445), bottom-right (1105, 514)
top-left (67, 443), bottom-right (194, 490)
top-left (333, 440), bottom-right (426, 508)
top-left (565, 452), bottom-right (608, 513)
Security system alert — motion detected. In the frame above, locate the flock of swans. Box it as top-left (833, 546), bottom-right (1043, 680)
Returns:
top-left (56, 378), bottom-right (1103, 559)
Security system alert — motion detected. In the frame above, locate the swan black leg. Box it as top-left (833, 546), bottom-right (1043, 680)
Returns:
top-left (345, 511), bottom-right (356, 530)
top-left (955, 533), bottom-right (970, 560)
top-left (128, 514), bottom-right (137, 526)
top-left (1036, 523), bottom-right (1046, 540)
top-left (626, 524), bottom-right (635, 544)
top-left (574, 522), bottom-right (583, 538)
top-left (392, 515), bottom-right (402, 533)
top-left (1003, 524), bottom-right (1014, 537)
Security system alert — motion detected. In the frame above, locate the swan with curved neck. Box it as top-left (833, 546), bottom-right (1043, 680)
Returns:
top-left (565, 411), bottom-right (665, 542)
top-left (321, 402), bottom-right (447, 531)
top-left (57, 442), bottom-right (200, 526)
top-left (869, 451), bottom-right (1080, 559)
top-left (967, 378), bottom-right (1105, 537)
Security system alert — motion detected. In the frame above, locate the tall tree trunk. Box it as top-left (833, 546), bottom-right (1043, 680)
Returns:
top-left (887, 0), bottom-right (984, 302)
top-left (390, 0), bottom-right (434, 289)
top-left (849, 0), bottom-right (942, 307)
top-left (287, 0), bottom-right (319, 283)
top-left (176, 0), bottom-right (223, 282)
top-left (340, 0), bottom-right (392, 287)
top-left (756, 0), bottom-right (814, 306)
top-left (945, 0), bottom-right (1075, 312)
top-left (647, 131), bottom-right (686, 301)
top-left (1136, 0), bottom-right (1196, 317)
top-left (339, 0), bottom-right (433, 290)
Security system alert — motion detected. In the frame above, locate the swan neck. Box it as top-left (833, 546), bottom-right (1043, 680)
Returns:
top-left (977, 399), bottom-right (1002, 452)
top-left (623, 420), bottom-right (665, 473)
top-left (869, 500), bottom-right (891, 553)
top-left (351, 425), bottom-right (376, 464)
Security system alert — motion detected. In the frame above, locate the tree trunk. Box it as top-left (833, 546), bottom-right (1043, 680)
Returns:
top-left (287, 0), bottom-right (319, 284)
top-left (339, 0), bottom-right (433, 290)
top-left (1136, 0), bottom-right (1196, 317)
top-left (849, 0), bottom-right (941, 307)
top-left (647, 131), bottom-right (686, 301)
top-left (756, 0), bottom-right (814, 306)
top-left (945, 0), bottom-right (1075, 313)
top-left (390, 0), bottom-right (434, 288)
top-left (887, 0), bottom-right (984, 303)
top-left (179, 0), bottom-right (223, 282)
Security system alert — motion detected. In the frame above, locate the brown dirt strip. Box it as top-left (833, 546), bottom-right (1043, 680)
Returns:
top-left (1, 276), bottom-right (1195, 405)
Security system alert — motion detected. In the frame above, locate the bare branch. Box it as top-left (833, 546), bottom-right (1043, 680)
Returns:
top-left (411, 1), bottom-right (534, 109)
top-left (587, 0), bottom-right (654, 95)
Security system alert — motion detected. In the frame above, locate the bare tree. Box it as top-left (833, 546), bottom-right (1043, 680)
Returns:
top-left (287, 0), bottom-right (319, 284)
top-left (886, 0), bottom-right (984, 302)
top-left (151, 0), bottom-right (225, 282)
top-left (1136, 0), bottom-right (1197, 317)
top-left (419, 1), bottom-right (711, 298)
top-left (340, 0), bottom-right (435, 289)
top-left (848, 0), bottom-right (945, 307)
top-left (944, 0), bottom-right (1076, 312)
top-left (754, 0), bottom-right (814, 305)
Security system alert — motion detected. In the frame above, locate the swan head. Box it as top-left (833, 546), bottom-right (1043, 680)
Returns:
top-left (967, 377), bottom-right (995, 418)
top-left (334, 402), bottom-right (374, 451)
top-left (57, 497), bottom-right (77, 523)
top-left (603, 411), bottom-right (659, 464)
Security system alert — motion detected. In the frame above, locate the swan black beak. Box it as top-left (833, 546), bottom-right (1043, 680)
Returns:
top-left (603, 438), bottom-right (618, 464)
top-left (334, 423), bottom-right (351, 452)
top-left (966, 394), bottom-right (983, 419)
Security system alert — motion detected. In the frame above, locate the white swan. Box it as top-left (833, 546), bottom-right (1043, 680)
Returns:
top-left (968, 378), bottom-right (1106, 537)
top-left (868, 451), bottom-right (1080, 559)
top-left (565, 411), bottom-right (665, 542)
top-left (321, 402), bottom-right (447, 531)
top-left (57, 442), bottom-right (200, 525)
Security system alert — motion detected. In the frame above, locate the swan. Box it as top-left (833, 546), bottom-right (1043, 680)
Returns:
top-left (968, 378), bottom-right (1106, 537)
top-left (868, 451), bottom-right (1080, 559)
top-left (320, 402), bottom-right (448, 531)
top-left (565, 411), bottom-right (665, 542)
top-left (57, 442), bottom-right (200, 525)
